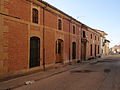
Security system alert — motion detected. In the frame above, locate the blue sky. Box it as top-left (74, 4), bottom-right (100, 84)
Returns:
top-left (43, 0), bottom-right (120, 47)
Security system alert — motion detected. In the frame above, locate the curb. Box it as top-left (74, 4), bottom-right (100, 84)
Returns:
top-left (1, 59), bottom-right (100, 90)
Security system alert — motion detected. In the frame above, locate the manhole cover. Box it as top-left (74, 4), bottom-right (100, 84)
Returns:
top-left (104, 69), bottom-right (111, 73)
top-left (70, 70), bottom-right (93, 73)
top-left (90, 62), bottom-right (98, 65)
top-left (97, 60), bottom-right (112, 63)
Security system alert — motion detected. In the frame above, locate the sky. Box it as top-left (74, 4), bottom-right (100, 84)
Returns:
top-left (43, 0), bottom-right (120, 48)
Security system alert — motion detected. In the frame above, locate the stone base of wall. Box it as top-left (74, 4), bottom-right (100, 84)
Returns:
top-left (0, 66), bottom-right (43, 82)
top-left (0, 60), bottom-right (81, 82)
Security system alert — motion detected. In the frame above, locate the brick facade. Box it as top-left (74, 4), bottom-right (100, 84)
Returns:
top-left (0, 0), bottom-right (102, 75)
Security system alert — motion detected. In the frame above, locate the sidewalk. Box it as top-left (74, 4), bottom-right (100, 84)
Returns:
top-left (0, 58), bottom-right (103, 90)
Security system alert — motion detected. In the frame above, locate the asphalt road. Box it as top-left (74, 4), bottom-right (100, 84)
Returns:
top-left (14, 55), bottom-right (120, 90)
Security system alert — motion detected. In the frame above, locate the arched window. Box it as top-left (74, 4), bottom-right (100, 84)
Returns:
top-left (83, 31), bottom-right (86, 38)
top-left (58, 19), bottom-right (62, 30)
top-left (95, 36), bottom-right (97, 40)
top-left (73, 25), bottom-right (76, 34)
top-left (98, 37), bottom-right (99, 41)
top-left (32, 8), bottom-right (38, 24)
top-left (91, 34), bottom-right (92, 39)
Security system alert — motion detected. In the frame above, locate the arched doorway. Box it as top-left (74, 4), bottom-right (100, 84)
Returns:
top-left (81, 39), bottom-right (87, 61)
top-left (95, 45), bottom-right (97, 57)
top-left (30, 37), bottom-right (40, 68)
top-left (56, 39), bottom-right (64, 63)
top-left (72, 42), bottom-right (76, 59)
top-left (90, 44), bottom-right (92, 56)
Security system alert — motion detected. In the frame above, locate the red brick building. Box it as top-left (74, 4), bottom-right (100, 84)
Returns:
top-left (0, 0), bottom-right (102, 76)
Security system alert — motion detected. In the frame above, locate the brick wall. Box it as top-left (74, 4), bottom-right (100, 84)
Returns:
top-left (0, 0), bottom-right (101, 75)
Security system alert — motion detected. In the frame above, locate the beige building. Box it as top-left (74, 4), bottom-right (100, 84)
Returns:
top-left (97, 30), bottom-right (110, 56)
top-left (104, 40), bottom-right (110, 55)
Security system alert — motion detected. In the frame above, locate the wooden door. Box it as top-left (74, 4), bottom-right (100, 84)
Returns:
top-left (56, 39), bottom-right (63, 63)
top-left (81, 43), bottom-right (86, 61)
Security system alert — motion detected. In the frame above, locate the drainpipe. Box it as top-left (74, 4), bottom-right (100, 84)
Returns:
top-left (80, 24), bottom-right (83, 62)
top-left (69, 19), bottom-right (71, 65)
top-left (43, 6), bottom-right (47, 71)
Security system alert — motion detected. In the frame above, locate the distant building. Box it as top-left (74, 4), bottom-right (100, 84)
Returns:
top-left (111, 45), bottom-right (120, 54)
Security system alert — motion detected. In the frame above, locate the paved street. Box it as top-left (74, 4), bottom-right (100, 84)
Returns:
top-left (12, 55), bottom-right (120, 90)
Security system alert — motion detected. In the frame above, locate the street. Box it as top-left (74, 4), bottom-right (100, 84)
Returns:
top-left (12, 55), bottom-right (120, 90)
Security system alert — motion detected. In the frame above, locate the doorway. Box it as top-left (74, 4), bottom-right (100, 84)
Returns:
top-left (81, 42), bottom-right (86, 61)
top-left (30, 37), bottom-right (40, 68)
top-left (56, 39), bottom-right (64, 63)
top-left (95, 45), bottom-right (97, 57)
top-left (72, 42), bottom-right (76, 59)
top-left (90, 44), bottom-right (92, 56)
